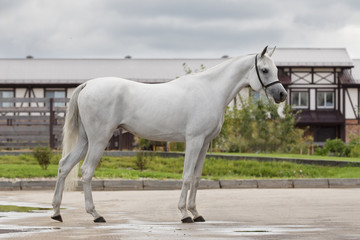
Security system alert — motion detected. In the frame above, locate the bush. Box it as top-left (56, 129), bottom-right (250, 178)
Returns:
top-left (350, 145), bottom-right (360, 158)
top-left (314, 146), bottom-right (329, 156)
top-left (33, 146), bottom-right (52, 170)
top-left (324, 138), bottom-right (345, 157)
top-left (168, 142), bottom-right (185, 152)
top-left (344, 137), bottom-right (360, 157)
top-left (215, 97), bottom-right (310, 153)
top-left (135, 151), bottom-right (152, 171)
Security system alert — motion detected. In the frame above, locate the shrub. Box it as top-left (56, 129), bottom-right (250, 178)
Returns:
top-left (344, 137), bottom-right (360, 157)
top-left (324, 138), bottom-right (345, 157)
top-left (135, 151), bottom-right (152, 171)
top-left (33, 146), bottom-right (53, 170)
top-left (215, 97), bottom-right (309, 153)
top-left (168, 142), bottom-right (185, 152)
top-left (314, 146), bottom-right (329, 156)
top-left (350, 145), bottom-right (360, 158)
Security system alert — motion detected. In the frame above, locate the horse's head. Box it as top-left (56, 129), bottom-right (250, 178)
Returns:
top-left (249, 46), bottom-right (287, 103)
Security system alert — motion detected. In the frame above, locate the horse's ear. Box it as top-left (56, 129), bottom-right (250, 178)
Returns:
top-left (268, 46), bottom-right (276, 57)
top-left (260, 46), bottom-right (268, 58)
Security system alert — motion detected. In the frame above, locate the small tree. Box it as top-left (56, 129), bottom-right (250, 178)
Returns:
top-left (33, 146), bottom-right (52, 170)
top-left (215, 96), bottom-right (309, 153)
top-left (135, 151), bottom-right (152, 171)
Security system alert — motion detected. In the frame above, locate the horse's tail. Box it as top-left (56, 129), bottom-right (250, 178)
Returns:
top-left (63, 83), bottom-right (86, 190)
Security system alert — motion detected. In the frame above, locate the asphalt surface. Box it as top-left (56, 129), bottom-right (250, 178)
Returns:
top-left (1, 189), bottom-right (360, 239)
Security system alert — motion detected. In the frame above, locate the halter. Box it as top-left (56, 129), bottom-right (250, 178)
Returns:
top-left (255, 54), bottom-right (281, 89)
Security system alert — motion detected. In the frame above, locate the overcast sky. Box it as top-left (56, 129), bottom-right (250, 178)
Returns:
top-left (1, 0), bottom-right (360, 59)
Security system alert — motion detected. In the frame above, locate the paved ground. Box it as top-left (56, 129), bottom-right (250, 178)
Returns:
top-left (1, 189), bottom-right (360, 239)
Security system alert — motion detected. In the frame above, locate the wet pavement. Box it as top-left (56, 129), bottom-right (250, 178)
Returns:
top-left (0, 189), bottom-right (360, 239)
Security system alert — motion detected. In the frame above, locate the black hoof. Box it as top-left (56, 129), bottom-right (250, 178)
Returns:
top-left (181, 217), bottom-right (194, 223)
top-left (51, 215), bottom-right (63, 222)
top-left (94, 216), bottom-right (106, 223)
top-left (193, 216), bottom-right (206, 222)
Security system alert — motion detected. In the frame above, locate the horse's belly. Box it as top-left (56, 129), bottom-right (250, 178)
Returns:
top-left (121, 121), bottom-right (186, 142)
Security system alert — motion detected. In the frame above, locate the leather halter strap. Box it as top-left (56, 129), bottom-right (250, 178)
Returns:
top-left (255, 54), bottom-right (281, 89)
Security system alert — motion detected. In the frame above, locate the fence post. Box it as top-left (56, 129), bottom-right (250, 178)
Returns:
top-left (49, 98), bottom-right (55, 149)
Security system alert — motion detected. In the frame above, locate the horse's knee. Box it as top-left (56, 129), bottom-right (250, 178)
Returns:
top-left (182, 176), bottom-right (193, 187)
top-left (192, 177), bottom-right (201, 187)
top-left (81, 175), bottom-right (92, 184)
top-left (80, 165), bottom-right (91, 179)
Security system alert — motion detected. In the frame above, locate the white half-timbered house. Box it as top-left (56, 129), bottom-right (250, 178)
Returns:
top-left (272, 48), bottom-right (360, 144)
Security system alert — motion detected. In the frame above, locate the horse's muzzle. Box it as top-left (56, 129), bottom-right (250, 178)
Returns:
top-left (268, 84), bottom-right (287, 103)
top-left (277, 91), bottom-right (287, 103)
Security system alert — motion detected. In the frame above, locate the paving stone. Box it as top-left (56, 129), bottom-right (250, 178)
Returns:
top-left (293, 179), bottom-right (329, 188)
top-left (0, 181), bottom-right (20, 191)
top-left (20, 180), bottom-right (56, 190)
top-left (329, 179), bottom-right (360, 188)
top-left (257, 179), bottom-right (293, 188)
top-left (76, 180), bottom-right (104, 191)
top-left (104, 180), bottom-right (143, 190)
top-left (198, 180), bottom-right (220, 189)
top-left (220, 180), bottom-right (258, 189)
top-left (143, 180), bottom-right (182, 190)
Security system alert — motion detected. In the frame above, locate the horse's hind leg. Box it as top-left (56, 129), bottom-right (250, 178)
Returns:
top-left (81, 138), bottom-right (110, 223)
top-left (52, 130), bottom-right (88, 222)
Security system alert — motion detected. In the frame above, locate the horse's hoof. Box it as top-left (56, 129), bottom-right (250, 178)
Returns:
top-left (51, 215), bottom-right (63, 222)
top-left (94, 216), bottom-right (106, 223)
top-left (181, 217), bottom-right (194, 223)
top-left (193, 216), bottom-right (206, 222)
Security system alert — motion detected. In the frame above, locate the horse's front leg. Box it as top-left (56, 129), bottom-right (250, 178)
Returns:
top-left (187, 142), bottom-right (209, 222)
top-left (178, 138), bottom-right (204, 223)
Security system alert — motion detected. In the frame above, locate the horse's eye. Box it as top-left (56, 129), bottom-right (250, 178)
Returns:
top-left (262, 68), bottom-right (268, 74)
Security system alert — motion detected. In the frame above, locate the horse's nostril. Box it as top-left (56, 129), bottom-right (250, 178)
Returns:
top-left (279, 91), bottom-right (287, 101)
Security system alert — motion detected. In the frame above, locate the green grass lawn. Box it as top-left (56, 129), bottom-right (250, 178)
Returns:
top-left (0, 153), bottom-right (360, 180)
top-left (210, 152), bottom-right (360, 162)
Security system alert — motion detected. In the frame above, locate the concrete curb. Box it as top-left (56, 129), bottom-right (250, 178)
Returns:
top-left (2, 179), bottom-right (360, 191)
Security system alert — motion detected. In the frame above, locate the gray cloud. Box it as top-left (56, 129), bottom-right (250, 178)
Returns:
top-left (0, 0), bottom-right (360, 58)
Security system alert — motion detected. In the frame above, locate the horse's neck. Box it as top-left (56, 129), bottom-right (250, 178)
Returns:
top-left (201, 54), bottom-right (254, 108)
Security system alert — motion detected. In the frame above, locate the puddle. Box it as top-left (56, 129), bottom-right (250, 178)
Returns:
top-left (0, 205), bottom-right (52, 213)
top-left (0, 226), bottom-right (58, 234)
top-left (0, 202), bottom-right (53, 220)
top-left (95, 221), bottom-right (325, 238)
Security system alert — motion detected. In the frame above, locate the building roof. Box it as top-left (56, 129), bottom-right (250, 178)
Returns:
top-left (0, 58), bottom-right (225, 85)
top-left (0, 48), bottom-right (356, 86)
top-left (272, 48), bottom-right (354, 67)
top-left (351, 59), bottom-right (360, 82)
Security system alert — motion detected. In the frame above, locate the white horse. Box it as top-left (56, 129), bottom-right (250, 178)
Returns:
top-left (51, 46), bottom-right (287, 223)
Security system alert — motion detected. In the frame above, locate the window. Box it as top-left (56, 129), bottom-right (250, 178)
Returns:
top-left (45, 90), bottom-right (66, 107)
top-left (291, 91), bottom-right (308, 109)
top-left (317, 91), bottom-right (334, 109)
top-left (0, 90), bottom-right (14, 107)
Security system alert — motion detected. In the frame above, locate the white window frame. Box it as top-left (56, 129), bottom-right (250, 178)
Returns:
top-left (0, 89), bottom-right (14, 107)
top-left (317, 91), bottom-right (334, 109)
top-left (291, 91), bottom-right (309, 109)
top-left (45, 89), bottom-right (66, 107)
